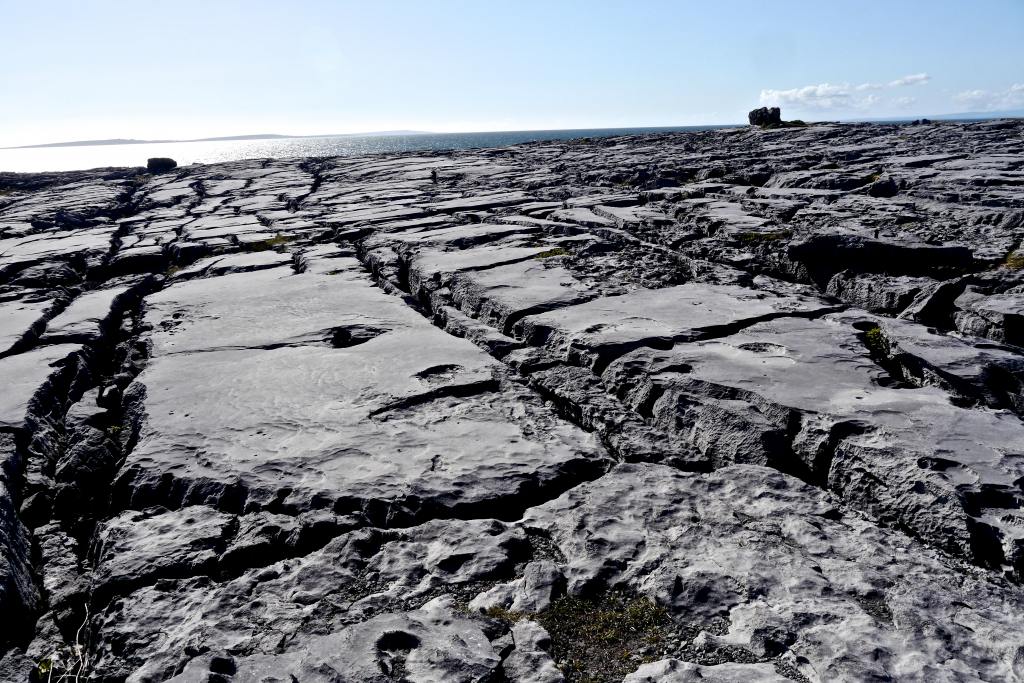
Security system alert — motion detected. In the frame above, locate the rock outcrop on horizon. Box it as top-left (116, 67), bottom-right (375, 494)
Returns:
top-left (748, 106), bottom-right (782, 127)
top-left (1, 118), bottom-right (1024, 681)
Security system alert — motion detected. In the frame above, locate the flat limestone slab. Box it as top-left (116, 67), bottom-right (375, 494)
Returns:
top-left (0, 297), bottom-right (51, 355)
top-left (120, 261), bottom-right (608, 521)
top-left (519, 282), bottom-right (838, 370)
top-left (142, 263), bottom-right (428, 354)
top-left (0, 344), bottom-right (81, 431)
top-left (40, 286), bottom-right (130, 343)
top-left (448, 260), bottom-right (598, 333)
top-left (119, 342), bottom-right (604, 522)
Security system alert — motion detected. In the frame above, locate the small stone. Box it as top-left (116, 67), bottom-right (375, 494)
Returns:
top-left (146, 157), bottom-right (178, 173)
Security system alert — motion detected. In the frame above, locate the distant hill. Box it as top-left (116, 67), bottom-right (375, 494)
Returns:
top-left (845, 108), bottom-right (1024, 123)
top-left (925, 108), bottom-right (1024, 121)
top-left (6, 130), bottom-right (431, 149)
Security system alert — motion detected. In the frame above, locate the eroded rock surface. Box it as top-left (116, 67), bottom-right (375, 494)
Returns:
top-left (1, 119), bottom-right (1024, 682)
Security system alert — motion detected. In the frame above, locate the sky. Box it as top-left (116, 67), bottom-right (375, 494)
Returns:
top-left (1, 0), bottom-right (1022, 146)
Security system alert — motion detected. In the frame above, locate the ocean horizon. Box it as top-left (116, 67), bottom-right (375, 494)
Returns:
top-left (0, 126), bottom-right (741, 173)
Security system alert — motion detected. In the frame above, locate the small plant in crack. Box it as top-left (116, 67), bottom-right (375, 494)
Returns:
top-left (736, 229), bottom-right (792, 243)
top-left (34, 605), bottom-right (90, 682)
top-left (862, 325), bottom-right (890, 359)
top-left (483, 592), bottom-right (672, 683)
top-left (535, 247), bottom-right (569, 260)
top-left (248, 233), bottom-right (293, 252)
top-left (483, 605), bottom-right (526, 624)
top-left (1003, 251), bottom-right (1024, 271)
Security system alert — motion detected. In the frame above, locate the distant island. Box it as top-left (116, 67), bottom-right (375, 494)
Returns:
top-left (6, 131), bottom-right (431, 149)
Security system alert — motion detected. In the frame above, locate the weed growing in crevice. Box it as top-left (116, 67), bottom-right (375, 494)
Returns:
top-left (247, 233), bottom-right (293, 252)
top-left (1003, 251), bottom-right (1024, 271)
top-left (535, 247), bottom-right (569, 259)
top-left (485, 592), bottom-right (671, 683)
top-left (862, 325), bottom-right (890, 359)
top-left (736, 230), bottom-right (793, 244)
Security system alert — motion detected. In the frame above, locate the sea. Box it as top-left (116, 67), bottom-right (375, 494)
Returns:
top-left (0, 126), bottom-right (738, 173)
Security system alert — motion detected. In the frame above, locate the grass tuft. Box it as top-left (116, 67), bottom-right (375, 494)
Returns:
top-left (736, 229), bottom-right (792, 243)
top-left (538, 594), bottom-right (670, 683)
top-left (248, 233), bottom-right (293, 252)
top-left (535, 247), bottom-right (570, 259)
top-left (484, 605), bottom-right (526, 624)
top-left (863, 326), bottom-right (890, 358)
top-left (1003, 251), bottom-right (1024, 270)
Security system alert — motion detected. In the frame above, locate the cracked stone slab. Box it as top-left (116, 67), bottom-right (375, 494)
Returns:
top-left (623, 659), bottom-right (790, 683)
top-left (90, 518), bottom-right (527, 680)
top-left (141, 261), bottom-right (428, 354)
top-left (0, 344), bottom-right (83, 431)
top-left (876, 316), bottom-right (1024, 412)
top-left (177, 597), bottom-right (499, 683)
top-left (92, 505), bottom-right (237, 602)
top-left (604, 313), bottom-right (1024, 576)
top-left (525, 462), bottom-right (1024, 682)
top-left (0, 296), bottom-right (52, 355)
top-left (118, 342), bottom-right (606, 523)
top-left (38, 285), bottom-right (131, 344)
top-left (518, 282), bottom-right (839, 371)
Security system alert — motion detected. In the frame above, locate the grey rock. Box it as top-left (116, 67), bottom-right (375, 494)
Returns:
top-left (168, 597), bottom-right (500, 683)
top-left (624, 659), bottom-right (788, 682)
top-left (525, 462), bottom-right (1024, 682)
top-left (504, 620), bottom-right (564, 683)
top-left (90, 518), bottom-right (526, 680)
top-left (92, 505), bottom-right (236, 601)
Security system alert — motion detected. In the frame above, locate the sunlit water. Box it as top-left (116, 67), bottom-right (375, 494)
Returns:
top-left (0, 127), bottom-right (737, 173)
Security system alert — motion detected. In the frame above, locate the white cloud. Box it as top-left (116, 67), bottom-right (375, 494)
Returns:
top-left (893, 96), bottom-right (917, 108)
top-left (954, 84), bottom-right (1024, 111)
top-left (888, 73), bottom-right (930, 87)
top-left (760, 74), bottom-right (931, 111)
top-left (759, 83), bottom-right (853, 109)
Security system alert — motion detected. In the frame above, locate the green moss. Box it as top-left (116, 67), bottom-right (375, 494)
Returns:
top-left (35, 646), bottom-right (86, 681)
top-left (36, 658), bottom-right (53, 677)
top-left (863, 326), bottom-right (890, 357)
top-left (535, 594), bottom-right (670, 683)
top-left (1003, 251), bottom-right (1024, 270)
top-left (484, 605), bottom-right (526, 624)
top-left (535, 247), bottom-right (569, 259)
top-left (866, 172), bottom-right (883, 184)
top-left (736, 229), bottom-right (792, 243)
top-left (248, 233), bottom-right (293, 251)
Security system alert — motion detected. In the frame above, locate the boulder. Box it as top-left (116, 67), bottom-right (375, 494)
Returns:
top-left (146, 157), bottom-right (177, 174)
top-left (748, 107), bottom-right (781, 127)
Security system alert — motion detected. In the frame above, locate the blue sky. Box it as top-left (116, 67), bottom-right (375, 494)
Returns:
top-left (2, 0), bottom-right (1022, 146)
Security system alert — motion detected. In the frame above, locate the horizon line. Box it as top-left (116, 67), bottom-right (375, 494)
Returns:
top-left (5, 109), bottom-right (1023, 150)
